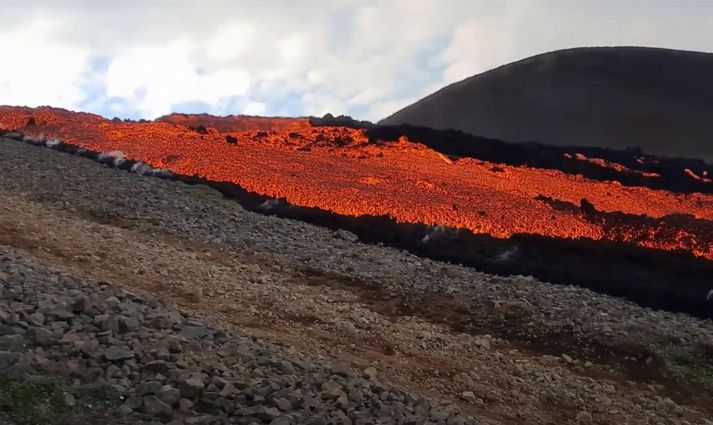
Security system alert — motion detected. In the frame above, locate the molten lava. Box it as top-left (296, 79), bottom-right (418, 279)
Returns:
top-left (1, 106), bottom-right (711, 260)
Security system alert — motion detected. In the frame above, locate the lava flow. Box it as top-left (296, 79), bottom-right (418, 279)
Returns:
top-left (1, 106), bottom-right (712, 262)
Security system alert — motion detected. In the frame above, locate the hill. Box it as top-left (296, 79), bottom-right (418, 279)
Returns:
top-left (380, 47), bottom-right (713, 162)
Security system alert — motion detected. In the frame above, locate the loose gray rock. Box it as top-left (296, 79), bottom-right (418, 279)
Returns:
top-left (143, 395), bottom-right (174, 419)
top-left (0, 351), bottom-right (20, 369)
top-left (28, 328), bottom-right (58, 346)
top-left (180, 378), bottom-right (205, 399)
top-left (461, 391), bottom-right (477, 403)
top-left (63, 393), bottom-right (77, 407)
top-left (138, 381), bottom-right (163, 396)
top-left (115, 404), bottom-right (134, 417)
top-left (103, 346), bottom-right (134, 361)
top-left (0, 324), bottom-right (15, 336)
top-left (334, 229), bottom-right (358, 243)
top-left (158, 385), bottom-right (181, 406)
top-left (363, 367), bottom-right (378, 380)
top-left (0, 334), bottom-right (26, 351)
top-left (331, 361), bottom-right (351, 376)
top-left (180, 326), bottom-right (208, 340)
top-left (118, 315), bottom-right (139, 333)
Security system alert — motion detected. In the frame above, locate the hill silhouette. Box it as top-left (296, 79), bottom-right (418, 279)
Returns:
top-left (380, 47), bottom-right (713, 162)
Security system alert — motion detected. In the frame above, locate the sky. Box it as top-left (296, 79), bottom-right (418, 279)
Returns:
top-left (0, 0), bottom-right (712, 121)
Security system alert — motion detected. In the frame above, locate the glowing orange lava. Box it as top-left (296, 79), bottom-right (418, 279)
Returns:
top-left (1, 106), bottom-right (712, 260)
top-left (565, 152), bottom-right (661, 178)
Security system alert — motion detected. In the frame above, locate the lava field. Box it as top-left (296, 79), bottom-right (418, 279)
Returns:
top-left (1, 106), bottom-right (712, 317)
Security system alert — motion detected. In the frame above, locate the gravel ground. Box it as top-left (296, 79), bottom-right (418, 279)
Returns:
top-left (0, 245), bottom-right (481, 425)
top-left (0, 137), bottom-right (712, 424)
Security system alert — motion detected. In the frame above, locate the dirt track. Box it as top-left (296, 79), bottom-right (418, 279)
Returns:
top-left (1, 137), bottom-right (712, 425)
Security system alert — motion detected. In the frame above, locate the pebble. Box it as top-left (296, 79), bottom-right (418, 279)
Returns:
top-left (103, 346), bottom-right (135, 361)
top-left (461, 391), bottom-right (477, 403)
top-left (363, 367), bottom-right (378, 380)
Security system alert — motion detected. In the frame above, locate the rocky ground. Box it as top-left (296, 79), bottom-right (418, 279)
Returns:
top-left (0, 137), bottom-right (712, 425)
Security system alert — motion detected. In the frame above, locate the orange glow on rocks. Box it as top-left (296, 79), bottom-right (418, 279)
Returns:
top-left (565, 152), bottom-right (662, 178)
top-left (1, 106), bottom-right (712, 260)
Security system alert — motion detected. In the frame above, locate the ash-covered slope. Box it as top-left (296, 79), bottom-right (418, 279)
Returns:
top-left (380, 47), bottom-right (713, 162)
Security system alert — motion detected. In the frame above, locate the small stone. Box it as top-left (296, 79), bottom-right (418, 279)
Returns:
top-left (28, 328), bottom-right (58, 347)
top-left (474, 335), bottom-right (492, 350)
top-left (103, 346), bottom-right (134, 361)
top-left (336, 394), bottom-right (349, 409)
top-left (144, 360), bottom-right (169, 374)
top-left (118, 316), bottom-right (139, 333)
top-left (584, 361), bottom-right (593, 368)
top-left (218, 382), bottom-right (237, 398)
top-left (336, 321), bottom-right (357, 335)
top-left (155, 346), bottom-right (171, 360)
top-left (158, 385), bottom-right (181, 406)
top-left (104, 296), bottom-right (122, 309)
top-left (35, 403), bottom-right (51, 416)
top-left (258, 407), bottom-right (282, 421)
top-left (271, 397), bottom-right (292, 411)
top-left (0, 324), bottom-right (15, 336)
top-left (178, 398), bottom-right (194, 413)
top-left (179, 378), bottom-right (205, 398)
top-left (576, 411), bottom-right (593, 423)
top-left (363, 367), bottom-right (378, 380)
top-left (335, 229), bottom-right (358, 242)
top-left (45, 304), bottom-right (74, 321)
top-left (167, 338), bottom-right (183, 353)
top-left (461, 391), bottom-right (477, 403)
top-left (25, 313), bottom-right (45, 326)
top-left (332, 361), bottom-right (351, 376)
top-left (63, 393), bottom-right (77, 407)
top-left (562, 354), bottom-right (574, 363)
top-left (184, 416), bottom-right (213, 425)
top-left (124, 397), bottom-right (143, 410)
top-left (0, 334), bottom-right (26, 351)
top-left (143, 395), bottom-right (173, 419)
top-left (71, 296), bottom-right (89, 314)
top-left (138, 381), bottom-right (162, 396)
top-left (0, 351), bottom-right (20, 369)
top-left (348, 389), bottom-right (364, 403)
top-left (322, 388), bottom-right (346, 399)
top-left (115, 404), bottom-right (133, 416)
top-left (99, 315), bottom-right (119, 333)
top-left (179, 326), bottom-right (208, 340)
top-left (269, 417), bottom-right (292, 425)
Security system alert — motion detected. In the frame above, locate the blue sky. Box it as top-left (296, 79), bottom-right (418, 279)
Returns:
top-left (0, 0), bottom-right (712, 121)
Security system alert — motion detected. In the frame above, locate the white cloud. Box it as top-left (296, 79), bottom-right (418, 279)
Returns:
top-left (0, 1), bottom-right (712, 121)
top-left (243, 101), bottom-right (267, 116)
top-left (0, 20), bottom-right (89, 109)
top-left (441, 1), bottom-right (713, 85)
top-left (105, 40), bottom-right (250, 118)
top-left (206, 22), bottom-right (256, 61)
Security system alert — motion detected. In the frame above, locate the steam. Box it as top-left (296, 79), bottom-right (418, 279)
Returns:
top-left (129, 161), bottom-right (172, 177)
top-left (22, 133), bottom-right (45, 143)
top-left (113, 156), bottom-right (126, 168)
top-left (45, 139), bottom-right (61, 149)
top-left (14, 133), bottom-right (173, 179)
top-left (97, 150), bottom-right (126, 162)
top-left (707, 289), bottom-right (713, 301)
top-left (495, 245), bottom-right (520, 263)
top-left (258, 199), bottom-right (280, 211)
top-left (422, 225), bottom-right (447, 244)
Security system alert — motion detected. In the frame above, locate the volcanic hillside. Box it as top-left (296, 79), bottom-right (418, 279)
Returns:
top-left (1, 106), bottom-right (712, 317)
top-left (380, 47), bottom-right (713, 162)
